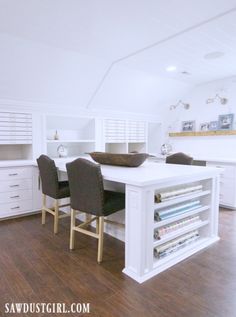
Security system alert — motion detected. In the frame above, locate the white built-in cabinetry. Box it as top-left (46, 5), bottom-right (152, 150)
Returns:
top-left (206, 162), bottom-right (236, 209)
top-left (104, 118), bottom-right (148, 153)
top-left (0, 111), bottom-right (33, 160)
top-left (44, 115), bottom-right (96, 158)
top-left (0, 166), bottom-right (33, 218)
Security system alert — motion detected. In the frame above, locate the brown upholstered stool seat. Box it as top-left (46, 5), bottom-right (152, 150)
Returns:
top-left (57, 181), bottom-right (70, 199)
top-left (37, 154), bottom-right (70, 234)
top-left (66, 158), bottom-right (125, 263)
top-left (103, 190), bottom-right (125, 216)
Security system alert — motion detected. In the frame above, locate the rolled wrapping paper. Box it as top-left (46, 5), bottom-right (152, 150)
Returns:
top-left (155, 235), bottom-right (199, 259)
top-left (154, 200), bottom-right (201, 222)
top-left (154, 230), bottom-right (199, 258)
top-left (154, 215), bottom-right (200, 239)
top-left (155, 185), bottom-right (203, 203)
top-left (155, 230), bottom-right (199, 253)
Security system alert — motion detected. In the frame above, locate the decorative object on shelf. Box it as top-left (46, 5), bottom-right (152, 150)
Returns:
top-left (209, 121), bottom-right (218, 131)
top-left (88, 152), bottom-right (148, 167)
top-left (54, 130), bottom-right (59, 140)
top-left (181, 120), bottom-right (195, 132)
top-left (206, 94), bottom-right (228, 105)
top-left (218, 113), bottom-right (234, 130)
top-left (169, 100), bottom-right (190, 111)
top-left (199, 122), bottom-right (210, 131)
top-left (160, 143), bottom-right (172, 155)
top-left (57, 144), bottom-right (68, 157)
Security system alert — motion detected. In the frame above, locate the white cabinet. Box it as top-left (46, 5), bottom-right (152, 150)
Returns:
top-left (32, 166), bottom-right (43, 211)
top-left (0, 166), bottom-right (33, 218)
top-left (206, 162), bottom-right (236, 208)
top-left (0, 111), bottom-right (33, 160)
top-left (104, 118), bottom-right (147, 153)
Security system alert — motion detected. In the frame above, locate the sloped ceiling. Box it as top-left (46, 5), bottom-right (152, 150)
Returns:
top-left (0, 0), bottom-right (235, 113)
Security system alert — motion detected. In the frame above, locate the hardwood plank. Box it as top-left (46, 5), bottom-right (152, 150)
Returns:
top-left (0, 209), bottom-right (235, 316)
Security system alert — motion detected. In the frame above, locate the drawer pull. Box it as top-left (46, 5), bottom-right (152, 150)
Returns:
top-left (9, 184), bottom-right (19, 188)
top-left (8, 173), bottom-right (18, 176)
top-left (11, 206), bottom-right (20, 210)
top-left (10, 195), bottom-right (20, 199)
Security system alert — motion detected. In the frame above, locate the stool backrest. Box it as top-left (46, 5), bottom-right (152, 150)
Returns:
top-left (66, 158), bottom-right (104, 215)
top-left (37, 155), bottom-right (59, 198)
top-left (166, 152), bottom-right (193, 165)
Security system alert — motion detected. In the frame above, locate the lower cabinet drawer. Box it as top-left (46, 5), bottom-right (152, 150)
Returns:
top-left (0, 199), bottom-right (33, 218)
top-left (0, 189), bottom-right (32, 204)
top-left (0, 167), bottom-right (32, 181)
top-left (0, 179), bottom-right (32, 193)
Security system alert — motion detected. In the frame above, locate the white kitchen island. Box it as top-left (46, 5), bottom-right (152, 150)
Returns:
top-left (57, 159), bottom-right (220, 283)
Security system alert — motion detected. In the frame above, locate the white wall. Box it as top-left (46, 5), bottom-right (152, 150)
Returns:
top-left (162, 77), bottom-right (236, 158)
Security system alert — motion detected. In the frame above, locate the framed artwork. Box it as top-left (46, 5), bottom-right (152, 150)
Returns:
top-left (181, 120), bottom-right (195, 132)
top-left (199, 122), bottom-right (209, 131)
top-left (209, 121), bottom-right (218, 131)
top-left (218, 113), bottom-right (234, 130)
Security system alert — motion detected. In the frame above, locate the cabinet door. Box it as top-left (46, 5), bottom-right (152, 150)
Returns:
top-left (32, 166), bottom-right (43, 211)
top-left (206, 162), bottom-right (236, 208)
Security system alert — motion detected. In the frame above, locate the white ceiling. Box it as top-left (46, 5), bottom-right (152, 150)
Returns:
top-left (0, 0), bottom-right (236, 111)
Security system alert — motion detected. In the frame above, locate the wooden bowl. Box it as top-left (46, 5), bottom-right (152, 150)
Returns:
top-left (88, 152), bottom-right (149, 167)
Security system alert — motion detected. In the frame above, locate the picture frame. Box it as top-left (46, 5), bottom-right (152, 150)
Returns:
top-left (181, 120), bottom-right (195, 132)
top-left (209, 121), bottom-right (218, 131)
top-left (218, 113), bottom-right (234, 130)
top-left (199, 122), bottom-right (209, 131)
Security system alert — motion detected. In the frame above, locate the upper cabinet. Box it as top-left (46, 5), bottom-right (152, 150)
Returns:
top-left (103, 118), bottom-right (161, 154)
top-left (44, 114), bottom-right (96, 158)
top-left (0, 111), bottom-right (33, 160)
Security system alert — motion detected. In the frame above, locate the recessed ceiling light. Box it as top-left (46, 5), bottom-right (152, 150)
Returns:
top-left (166, 66), bottom-right (177, 72)
top-left (204, 51), bottom-right (225, 60)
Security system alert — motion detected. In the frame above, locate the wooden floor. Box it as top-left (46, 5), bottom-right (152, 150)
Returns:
top-left (0, 209), bottom-right (236, 317)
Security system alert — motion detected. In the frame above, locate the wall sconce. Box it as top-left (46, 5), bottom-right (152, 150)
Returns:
top-left (206, 94), bottom-right (228, 105)
top-left (169, 100), bottom-right (190, 111)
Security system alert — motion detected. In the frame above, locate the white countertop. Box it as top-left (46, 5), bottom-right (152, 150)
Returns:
top-left (56, 159), bottom-right (220, 187)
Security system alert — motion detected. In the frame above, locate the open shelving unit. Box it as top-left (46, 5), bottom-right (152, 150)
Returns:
top-left (169, 130), bottom-right (236, 137)
top-left (45, 115), bottom-right (96, 158)
top-left (151, 178), bottom-right (217, 269)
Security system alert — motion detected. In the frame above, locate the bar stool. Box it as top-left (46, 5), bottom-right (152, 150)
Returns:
top-left (37, 155), bottom-right (70, 234)
top-left (66, 158), bottom-right (125, 263)
top-left (166, 152), bottom-right (193, 165)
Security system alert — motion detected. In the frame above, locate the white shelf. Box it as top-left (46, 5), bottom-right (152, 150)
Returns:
top-left (153, 220), bottom-right (209, 247)
top-left (46, 139), bottom-right (95, 143)
top-left (153, 237), bottom-right (209, 268)
top-left (154, 205), bottom-right (209, 229)
top-left (154, 190), bottom-right (211, 209)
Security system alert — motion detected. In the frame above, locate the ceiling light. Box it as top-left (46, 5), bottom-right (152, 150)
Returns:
top-left (166, 66), bottom-right (177, 72)
top-left (204, 51), bottom-right (225, 60)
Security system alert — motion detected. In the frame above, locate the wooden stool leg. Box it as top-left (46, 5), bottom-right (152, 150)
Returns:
top-left (54, 200), bottom-right (59, 234)
top-left (42, 194), bottom-right (46, 225)
top-left (97, 216), bottom-right (104, 263)
top-left (70, 208), bottom-right (76, 250)
top-left (96, 217), bottom-right (99, 234)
